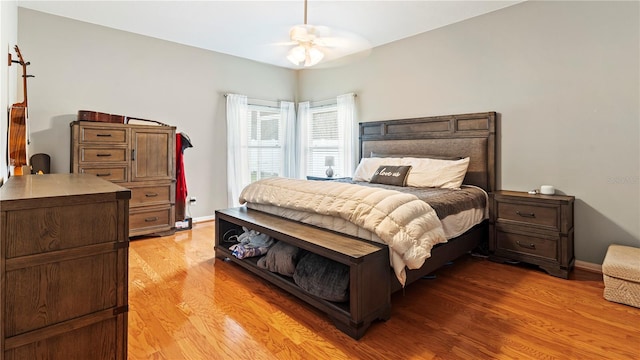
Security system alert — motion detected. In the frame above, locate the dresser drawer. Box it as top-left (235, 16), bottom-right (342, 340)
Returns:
top-left (130, 205), bottom-right (173, 235)
top-left (5, 316), bottom-right (122, 360)
top-left (4, 250), bottom-right (119, 336)
top-left (80, 147), bottom-right (127, 163)
top-left (79, 166), bottom-right (128, 182)
top-left (496, 201), bottom-right (559, 230)
top-left (80, 126), bottom-right (128, 144)
top-left (128, 183), bottom-right (172, 207)
top-left (495, 229), bottom-right (557, 260)
top-left (4, 202), bottom-right (119, 258)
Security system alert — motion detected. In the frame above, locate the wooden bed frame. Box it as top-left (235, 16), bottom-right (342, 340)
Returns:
top-left (360, 111), bottom-right (496, 291)
top-left (215, 111), bottom-right (497, 338)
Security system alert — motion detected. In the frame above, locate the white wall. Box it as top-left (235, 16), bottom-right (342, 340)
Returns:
top-left (299, 0), bottom-right (640, 264)
top-left (18, 7), bottom-right (297, 219)
top-left (1, 1), bottom-right (18, 183)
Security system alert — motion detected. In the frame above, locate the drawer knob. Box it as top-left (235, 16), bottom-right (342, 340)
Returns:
top-left (96, 153), bottom-right (112, 157)
top-left (516, 210), bottom-right (536, 218)
top-left (96, 133), bottom-right (112, 137)
top-left (145, 193), bottom-right (159, 197)
top-left (96, 172), bottom-right (112, 177)
top-left (145, 216), bottom-right (159, 222)
top-left (516, 241), bottom-right (536, 250)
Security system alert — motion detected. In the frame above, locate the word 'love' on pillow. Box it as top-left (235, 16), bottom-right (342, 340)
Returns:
top-left (370, 165), bottom-right (412, 186)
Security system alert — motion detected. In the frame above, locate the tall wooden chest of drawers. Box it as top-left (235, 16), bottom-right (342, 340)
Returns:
top-left (0, 174), bottom-right (130, 360)
top-left (70, 121), bottom-right (176, 237)
top-left (489, 190), bottom-right (575, 278)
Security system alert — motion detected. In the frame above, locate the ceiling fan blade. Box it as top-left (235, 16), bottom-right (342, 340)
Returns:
top-left (315, 30), bottom-right (370, 51)
top-left (270, 40), bottom-right (298, 47)
top-left (312, 25), bottom-right (331, 37)
top-left (314, 36), bottom-right (349, 48)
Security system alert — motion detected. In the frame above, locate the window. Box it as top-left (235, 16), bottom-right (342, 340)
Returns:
top-left (305, 103), bottom-right (342, 177)
top-left (226, 93), bottom-right (353, 207)
top-left (300, 93), bottom-right (356, 178)
top-left (247, 104), bottom-right (282, 181)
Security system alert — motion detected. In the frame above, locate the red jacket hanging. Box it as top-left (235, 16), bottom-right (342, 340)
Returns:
top-left (176, 133), bottom-right (192, 205)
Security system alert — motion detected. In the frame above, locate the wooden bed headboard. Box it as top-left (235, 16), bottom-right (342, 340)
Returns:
top-left (359, 112), bottom-right (497, 192)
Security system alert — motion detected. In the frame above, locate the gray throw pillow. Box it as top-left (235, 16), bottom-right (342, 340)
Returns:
top-left (257, 241), bottom-right (301, 277)
top-left (293, 252), bottom-right (350, 303)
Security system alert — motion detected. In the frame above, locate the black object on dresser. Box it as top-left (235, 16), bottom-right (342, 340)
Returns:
top-left (489, 190), bottom-right (575, 279)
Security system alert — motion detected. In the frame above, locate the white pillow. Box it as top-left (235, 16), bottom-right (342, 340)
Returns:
top-left (401, 157), bottom-right (470, 189)
top-left (352, 157), bottom-right (403, 182)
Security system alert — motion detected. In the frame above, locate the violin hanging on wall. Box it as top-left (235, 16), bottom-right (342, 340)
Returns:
top-left (7, 45), bottom-right (34, 176)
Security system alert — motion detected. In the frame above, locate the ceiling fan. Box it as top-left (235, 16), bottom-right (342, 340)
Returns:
top-left (285, 0), bottom-right (369, 68)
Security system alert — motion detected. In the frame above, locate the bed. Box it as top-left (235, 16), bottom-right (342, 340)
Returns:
top-left (215, 111), bottom-right (497, 337)
top-left (358, 111), bottom-right (496, 291)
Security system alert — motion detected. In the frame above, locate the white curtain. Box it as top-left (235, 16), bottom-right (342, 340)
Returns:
top-left (280, 101), bottom-right (298, 178)
top-left (226, 94), bottom-right (250, 207)
top-left (337, 93), bottom-right (357, 176)
top-left (296, 101), bottom-right (310, 179)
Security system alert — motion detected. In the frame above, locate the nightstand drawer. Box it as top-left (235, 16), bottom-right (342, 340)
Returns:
top-left (497, 202), bottom-right (558, 229)
top-left (496, 229), bottom-right (557, 260)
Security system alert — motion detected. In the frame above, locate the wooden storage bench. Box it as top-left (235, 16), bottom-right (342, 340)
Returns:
top-left (214, 207), bottom-right (391, 339)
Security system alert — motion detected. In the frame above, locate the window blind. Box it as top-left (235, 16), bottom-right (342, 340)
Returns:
top-left (306, 104), bottom-right (342, 177)
top-left (247, 104), bottom-right (281, 181)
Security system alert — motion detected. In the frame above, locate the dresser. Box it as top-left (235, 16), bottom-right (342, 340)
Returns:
top-left (70, 121), bottom-right (176, 237)
top-left (489, 190), bottom-right (575, 278)
top-left (0, 174), bottom-right (130, 360)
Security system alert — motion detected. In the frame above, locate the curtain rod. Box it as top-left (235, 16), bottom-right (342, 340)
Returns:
top-left (308, 93), bottom-right (357, 108)
top-left (223, 93), bottom-right (291, 104)
top-left (224, 93), bottom-right (357, 100)
top-left (311, 93), bottom-right (357, 103)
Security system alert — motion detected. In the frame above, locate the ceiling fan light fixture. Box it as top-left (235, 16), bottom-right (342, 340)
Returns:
top-left (286, 44), bottom-right (324, 67)
top-left (305, 46), bottom-right (324, 66)
top-left (287, 45), bottom-right (306, 65)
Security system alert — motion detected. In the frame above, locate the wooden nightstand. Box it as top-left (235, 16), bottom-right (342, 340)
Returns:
top-left (489, 190), bottom-right (575, 279)
top-left (306, 176), bottom-right (351, 181)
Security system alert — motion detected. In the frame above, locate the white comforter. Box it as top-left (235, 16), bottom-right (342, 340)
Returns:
top-left (239, 177), bottom-right (447, 286)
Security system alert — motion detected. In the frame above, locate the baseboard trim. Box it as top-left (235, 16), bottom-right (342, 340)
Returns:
top-left (193, 215), bottom-right (215, 224)
top-left (575, 260), bottom-right (602, 274)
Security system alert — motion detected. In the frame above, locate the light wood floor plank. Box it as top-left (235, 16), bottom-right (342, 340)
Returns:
top-left (128, 221), bottom-right (640, 359)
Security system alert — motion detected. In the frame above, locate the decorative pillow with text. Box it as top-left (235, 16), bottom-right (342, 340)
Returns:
top-left (370, 165), bottom-right (412, 186)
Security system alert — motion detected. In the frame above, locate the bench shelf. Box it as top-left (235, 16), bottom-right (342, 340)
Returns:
top-left (214, 207), bottom-right (391, 339)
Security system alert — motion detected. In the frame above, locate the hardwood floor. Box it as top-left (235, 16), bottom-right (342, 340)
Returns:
top-left (128, 221), bottom-right (640, 359)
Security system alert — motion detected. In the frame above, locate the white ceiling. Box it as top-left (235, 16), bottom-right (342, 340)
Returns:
top-left (17, 1), bottom-right (523, 69)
